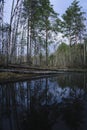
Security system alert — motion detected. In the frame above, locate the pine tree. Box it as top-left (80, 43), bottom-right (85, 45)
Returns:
top-left (23, 0), bottom-right (60, 66)
top-left (62, 0), bottom-right (86, 46)
top-left (34, 0), bottom-right (59, 66)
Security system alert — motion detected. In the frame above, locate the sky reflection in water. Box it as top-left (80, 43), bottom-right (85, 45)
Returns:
top-left (0, 72), bottom-right (87, 130)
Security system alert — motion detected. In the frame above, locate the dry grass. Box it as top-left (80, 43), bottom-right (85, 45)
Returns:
top-left (0, 72), bottom-right (37, 81)
top-left (0, 72), bottom-right (21, 79)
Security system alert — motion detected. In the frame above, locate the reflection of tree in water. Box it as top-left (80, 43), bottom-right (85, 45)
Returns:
top-left (19, 77), bottom-right (86, 130)
top-left (20, 102), bottom-right (62, 130)
top-left (0, 73), bottom-right (87, 130)
top-left (20, 106), bottom-right (50, 130)
top-left (60, 81), bottom-right (85, 130)
top-left (19, 78), bottom-right (61, 130)
top-left (51, 73), bottom-right (87, 89)
top-left (62, 98), bottom-right (85, 130)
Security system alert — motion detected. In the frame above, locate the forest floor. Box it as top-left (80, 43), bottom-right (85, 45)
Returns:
top-left (0, 64), bottom-right (87, 83)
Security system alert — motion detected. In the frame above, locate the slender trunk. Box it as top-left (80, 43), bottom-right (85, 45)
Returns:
top-left (7, 29), bottom-right (9, 66)
top-left (12, 1), bottom-right (22, 63)
top-left (84, 43), bottom-right (86, 66)
top-left (21, 26), bottom-right (24, 63)
top-left (29, 29), bottom-right (32, 64)
top-left (29, 10), bottom-right (33, 65)
top-left (9, 0), bottom-right (21, 63)
top-left (27, 17), bottom-right (30, 63)
top-left (0, 1), bottom-right (4, 63)
top-left (39, 42), bottom-right (42, 66)
top-left (8, 0), bottom-right (15, 63)
top-left (34, 38), bottom-right (37, 65)
top-left (1, 6), bottom-right (4, 55)
top-left (46, 28), bottom-right (48, 66)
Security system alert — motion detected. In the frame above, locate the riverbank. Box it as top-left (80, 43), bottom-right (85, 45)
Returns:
top-left (0, 69), bottom-right (87, 84)
top-left (0, 64), bottom-right (87, 83)
top-left (0, 72), bottom-right (42, 83)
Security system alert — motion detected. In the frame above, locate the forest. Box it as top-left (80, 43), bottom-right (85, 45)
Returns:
top-left (1, 1), bottom-right (87, 130)
top-left (0, 0), bottom-right (87, 69)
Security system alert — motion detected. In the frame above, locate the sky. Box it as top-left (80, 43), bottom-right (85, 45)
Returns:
top-left (4, 0), bottom-right (87, 23)
top-left (50, 0), bottom-right (87, 16)
top-left (4, 0), bottom-right (12, 23)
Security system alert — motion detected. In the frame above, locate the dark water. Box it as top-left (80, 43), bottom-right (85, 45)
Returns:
top-left (0, 73), bottom-right (87, 130)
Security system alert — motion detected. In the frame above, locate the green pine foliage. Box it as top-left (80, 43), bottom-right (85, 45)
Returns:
top-left (1, 0), bottom-right (87, 68)
top-left (62, 0), bottom-right (86, 46)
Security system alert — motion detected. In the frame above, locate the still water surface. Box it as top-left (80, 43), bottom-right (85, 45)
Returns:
top-left (0, 72), bottom-right (87, 130)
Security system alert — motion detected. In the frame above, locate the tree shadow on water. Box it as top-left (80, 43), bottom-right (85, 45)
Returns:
top-left (62, 98), bottom-right (85, 130)
top-left (20, 106), bottom-right (51, 130)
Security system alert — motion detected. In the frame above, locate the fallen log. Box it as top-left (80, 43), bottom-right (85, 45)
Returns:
top-left (0, 69), bottom-right (63, 74)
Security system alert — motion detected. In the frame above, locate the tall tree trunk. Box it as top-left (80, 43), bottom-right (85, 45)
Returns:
top-left (21, 26), bottom-right (25, 63)
top-left (46, 28), bottom-right (48, 66)
top-left (84, 43), bottom-right (86, 66)
top-left (11, 0), bottom-right (22, 63)
top-left (8, 0), bottom-right (15, 63)
top-left (0, 0), bottom-right (4, 63)
top-left (9, 0), bottom-right (21, 63)
top-left (27, 17), bottom-right (30, 63)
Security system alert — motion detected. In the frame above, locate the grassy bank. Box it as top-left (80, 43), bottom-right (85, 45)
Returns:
top-left (0, 64), bottom-right (87, 83)
top-left (0, 72), bottom-right (40, 83)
